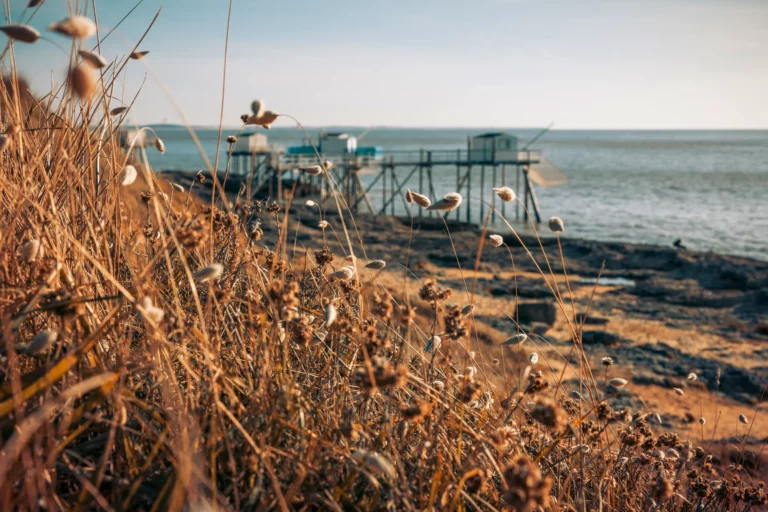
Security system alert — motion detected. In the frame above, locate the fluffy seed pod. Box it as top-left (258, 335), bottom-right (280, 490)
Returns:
top-left (352, 451), bottom-right (396, 480)
top-left (529, 353), bottom-right (539, 364)
top-left (461, 304), bottom-right (475, 317)
top-left (118, 165), bottom-right (137, 186)
top-left (21, 239), bottom-right (42, 262)
top-left (501, 333), bottom-right (527, 346)
top-left (492, 186), bottom-right (516, 202)
top-left (250, 99), bottom-right (265, 118)
top-left (301, 165), bottom-right (323, 175)
top-left (129, 50), bottom-right (149, 60)
top-left (318, 220), bottom-right (329, 229)
top-left (155, 137), bottom-right (165, 154)
top-left (489, 234), bottom-right (503, 247)
top-left (432, 380), bottom-right (445, 392)
top-left (365, 260), bottom-right (386, 270)
top-left (666, 448), bottom-right (681, 459)
top-left (465, 366), bottom-right (477, 378)
top-left (246, 110), bottom-right (278, 128)
top-left (194, 263), bottom-right (224, 283)
top-left (427, 192), bottom-right (462, 212)
top-left (687, 372), bottom-right (697, 381)
top-left (407, 190), bottom-right (431, 208)
top-left (68, 64), bottom-right (97, 99)
top-left (110, 106), bottom-right (127, 116)
top-left (601, 357), bottom-right (614, 366)
top-left (324, 304), bottom-right (337, 327)
top-left (699, 417), bottom-right (706, 425)
top-left (48, 16), bottom-right (97, 39)
top-left (18, 330), bottom-right (58, 355)
top-left (548, 216), bottom-right (565, 233)
top-left (323, 160), bottom-right (334, 170)
top-left (172, 183), bottom-right (184, 193)
top-left (739, 414), bottom-right (749, 425)
top-left (330, 266), bottom-right (356, 281)
top-left (78, 49), bottom-right (107, 68)
top-left (0, 25), bottom-right (41, 43)
top-left (608, 378), bottom-right (628, 388)
top-left (139, 297), bottom-right (164, 324)
top-left (424, 335), bottom-right (441, 353)
top-left (579, 444), bottom-right (591, 454)
top-left (226, 135), bottom-right (237, 144)
top-left (305, 200), bottom-right (316, 207)
top-left (673, 387), bottom-right (684, 396)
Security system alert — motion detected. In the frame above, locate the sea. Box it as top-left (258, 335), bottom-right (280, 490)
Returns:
top-left (144, 126), bottom-right (768, 262)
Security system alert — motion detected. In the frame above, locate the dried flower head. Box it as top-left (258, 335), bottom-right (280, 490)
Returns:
top-left (194, 263), bottom-right (224, 283)
top-left (687, 372), bottom-right (697, 381)
top-left (250, 99), bottom-right (265, 118)
top-left (492, 186), bottom-right (516, 202)
top-left (432, 380), bottom-right (445, 392)
top-left (673, 387), bottom-right (684, 396)
top-left (323, 160), bottom-right (334, 170)
top-left (17, 330), bottom-right (58, 355)
top-left (608, 378), bottom-right (628, 388)
top-left (305, 200), bottom-right (316, 207)
top-left (502, 454), bottom-right (552, 511)
top-left (502, 333), bottom-right (527, 346)
top-left (68, 64), bottom-right (97, 99)
top-left (699, 417), bottom-right (706, 425)
top-left (226, 135), bottom-right (237, 144)
top-left (247, 110), bottom-right (278, 128)
top-left (118, 165), bottom-right (137, 186)
top-left (365, 260), bottom-right (386, 270)
top-left (461, 304), bottom-right (475, 317)
top-left (602, 356), bottom-right (614, 366)
top-left (330, 266), bottom-right (355, 281)
top-left (424, 335), bottom-right (441, 353)
top-left (427, 192), bottom-right (462, 212)
top-left (489, 234), bottom-right (504, 247)
top-left (0, 24), bottom-right (41, 43)
top-left (548, 216), bottom-right (565, 233)
top-left (155, 137), bottom-right (165, 154)
top-left (129, 50), bottom-right (149, 60)
top-left (78, 49), bottom-right (107, 68)
top-left (48, 16), bottom-right (97, 39)
top-left (318, 220), bottom-right (329, 229)
top-left (110, 106), bottom-right (127, 116)
top-left (324, 303), bottom-right (337, 327)
top-left (529, 352), bottom-right (539, 364)
top-left (196, 170), bottom-right (205, 183)
top-left (21, 239), bottom-right (42, 263)
top-left (739, 414), bottom-right (749, 425)
top-left (406, 190), bottom-right (431, 208)
top-left (530, 396), bottom-right (568, 431)
top-left (138, 297), bottom-right (164, 324)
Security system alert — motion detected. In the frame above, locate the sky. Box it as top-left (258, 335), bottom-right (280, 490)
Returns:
top-left (4, 0), bottom-right (768, 129)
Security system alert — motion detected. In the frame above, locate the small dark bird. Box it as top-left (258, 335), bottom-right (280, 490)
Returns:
top-left (673, 239), bottom-right (686, 250)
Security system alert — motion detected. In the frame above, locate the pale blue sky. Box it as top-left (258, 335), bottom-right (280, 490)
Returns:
top-left (5, 0), bottom-right (768, 128)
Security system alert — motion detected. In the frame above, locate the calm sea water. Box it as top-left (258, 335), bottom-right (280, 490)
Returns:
top-left (146, 126), bottom-right (768, 261)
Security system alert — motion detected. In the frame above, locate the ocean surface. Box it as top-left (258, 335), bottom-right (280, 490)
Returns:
top-left (144, 126), bottom-right (768, 261)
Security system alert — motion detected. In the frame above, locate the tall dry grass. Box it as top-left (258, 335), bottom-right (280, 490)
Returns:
top-left (0, 5), bottom-right (765, 512)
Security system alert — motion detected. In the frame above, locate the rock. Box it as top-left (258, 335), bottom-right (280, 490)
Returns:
top-left (515, 301), bottom-right (556, 326)
top-left (581, 330), bottom-right (628, 346)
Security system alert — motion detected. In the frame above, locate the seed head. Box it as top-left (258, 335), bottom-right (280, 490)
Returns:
top-left (687, 372), bottom-right (697, 381)
top-left (129, 50), bottom-right (149, 60)
top-left (21, 239), bottom-right (42, 263)
top-left (18, 330), bottom-right (58, 355)
top-left (461, 304), bottom-right (475, 317)
top-left (194, 263), bottom-right (224, 283)
top-left (305, 200), bottom-right (316, 207)
top-left (68, 64), bottom-right (97, 99)
top-left (407, 190), bottom-right (431, 208)
top-left (226, 135), bottom-right (237, 144)
top-left (48, 16), bottom-right (97, 39)
top-left (654, 413), bottom-right (663, 424)
top-left (118, 165), bottom-right (137, 186)
top-left (323, 160), bottom-right (334, 170)
top-left (352, 450), bottom-right (396, 480)
top-left (246, 110), bottom-right (278, 128)
top-left (324, 303), bottom-right (337, 327)
top-left (172, 183), bottom-right (184, 193)
top-left (492, 186), bottom-right (516, 202)
top-left (699, 417), bottom-right (706, 425)
top-left (739, 414), bottom-right (749, 425)
top-left (250, 99), bottom-right (265, 117)
top-left (139, 297), bottom-right (164, 324)
top-left (502, 333), bottom-right (527, 346)
top-left (427, 192), bottom-right (462, 211)
top-left (155, 137), bottom-right (165, 154)
top-left (78, 49), bottom-right (107, 68)
top-left (608, 378), bottom-right (628, 388)
top-left (318, 220), bottom-right (329, 229)
top-left (602, 356), bottom-right (614, 366)
top-left (673, 387), bottom-right (684, 396)
top-left (302, 165), bottom-right (323, 175)
top-left (529, 353), bottom-right (539, 364)
top-left (0, 25), bottom-right (41, 43)
top-left (110, 106), bottom-right (127, 116)
top-left (465, 366), bottom-right (477, 378)
top-left (489, 234), bottom-right (504, 247)
top-left (365, 260), bottom-right (386, 270)
top-left (579, 444), bottom-right (591, 454)
top-left (424, 335), bottom-right (441, 353)
top-left (432, 380), bottom-right (445, 392)
top-left (330, 266), bottom-right (356, 281)
top-left (548, 216), bottom-right (565, 233)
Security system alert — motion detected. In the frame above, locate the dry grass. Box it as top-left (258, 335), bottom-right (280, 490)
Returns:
top-left (0, 6), bottom-right (765, 512)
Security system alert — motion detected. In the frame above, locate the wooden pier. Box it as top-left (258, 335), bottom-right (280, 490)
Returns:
top-left (230, 135), bottom-right (547, 225)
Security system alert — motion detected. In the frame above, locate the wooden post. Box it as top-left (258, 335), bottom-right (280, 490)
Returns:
top-left (492, 164), bottom-right (497, 222)
top-left (419, 156), bottom-right (424, 218)
top-left (516, 164), bottom-right (521, 220)
top-left (480, 164), bottom-right (485, 221)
